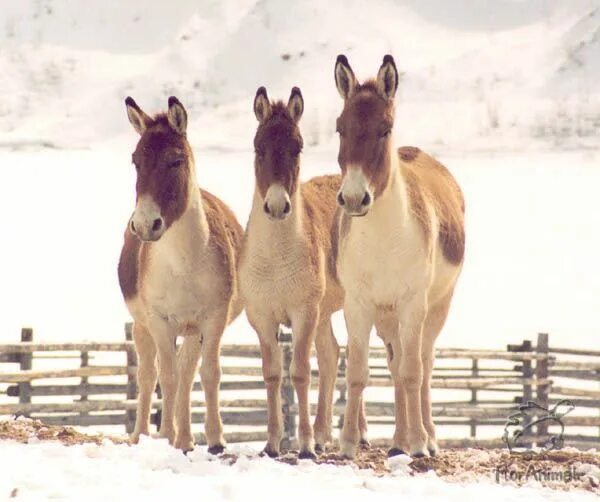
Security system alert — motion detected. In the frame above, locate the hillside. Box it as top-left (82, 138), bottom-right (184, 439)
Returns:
top-left (1, 0), bottom-right (600, 151)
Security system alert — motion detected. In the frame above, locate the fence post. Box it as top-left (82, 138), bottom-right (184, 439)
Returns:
top-left (536, 333), bottom-right (550, 437)
top-left (470, 359), bottom-right (478, 438)
top-left (521, 340), bottom-right (533, 403)
top-left (125, 323), bottom-right (137, 434)
top-left (521, 340), bottom-right (533, 446)
top-left (79, 350), bottom-right (89, 419)
top-left (18, 328), bottom-right (33, 414)
top-left (279, 329), bottom-right (296, 450)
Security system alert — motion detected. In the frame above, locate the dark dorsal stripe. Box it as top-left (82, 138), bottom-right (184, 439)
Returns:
top-left (398, 146), bottom-right (421, 162)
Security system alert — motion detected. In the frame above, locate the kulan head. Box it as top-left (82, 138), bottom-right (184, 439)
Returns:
top-left (125, 96), bottom-right (194, 241)
top-left (334, 54), bottom-right (399, 216)
top-left (253, 86), bottom-right (304, 221)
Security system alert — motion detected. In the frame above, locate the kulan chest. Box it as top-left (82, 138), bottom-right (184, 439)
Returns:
top-left (240, 238), bottom-right (321, 307)
top-left (337, 211), bottom-right (427, 296)
top-left (141, 250), bottom-right (216, 320)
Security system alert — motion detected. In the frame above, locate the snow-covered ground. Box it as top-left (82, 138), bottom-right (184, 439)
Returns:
top-left (1, 435), bottom-right (598, 501)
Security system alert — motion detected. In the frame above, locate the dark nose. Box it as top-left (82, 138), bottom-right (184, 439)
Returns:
top-left (263, 201), bottom-right (270, 215)
top-left (337, 191), bottom-right (371, 209)
top-left (152, 218), bottom-right (163, 232)
top-left (283, 201), bottom-right (291, 214)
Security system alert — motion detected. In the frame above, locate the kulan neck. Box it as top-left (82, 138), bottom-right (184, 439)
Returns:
top-left (249, 184), bottom-right (304, 244)
top-left (352, 142), bottom-right (409, 227)
top-left (154, 175), bottom-right (210, 260)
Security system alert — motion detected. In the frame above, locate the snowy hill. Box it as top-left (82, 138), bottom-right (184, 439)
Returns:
top-left (2, 0), bottom-right (600, 151)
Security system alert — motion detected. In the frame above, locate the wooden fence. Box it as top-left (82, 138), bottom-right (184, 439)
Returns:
top-left (1, 326), bottom-right (599, 449)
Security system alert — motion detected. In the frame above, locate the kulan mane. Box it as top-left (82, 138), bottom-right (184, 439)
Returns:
top-left (266, 101), bottom-right (296, 123)
top-left (354, 79), bottom-right (380, 95)
top-left (146, 113), bottom-right (176, 131)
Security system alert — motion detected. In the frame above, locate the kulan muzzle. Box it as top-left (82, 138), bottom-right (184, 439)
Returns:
top-left (263, 184), bottom-right (291, 220)
top-left (129, 195), bottom-right (165, 241)
top-left (337, 167), bottom-right (373, 216)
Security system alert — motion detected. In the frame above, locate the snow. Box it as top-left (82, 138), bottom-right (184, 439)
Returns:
top-left (1, 435), bottom-right (597, 501)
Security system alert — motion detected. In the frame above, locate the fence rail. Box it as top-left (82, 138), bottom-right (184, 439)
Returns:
top-left (1, 326), bottom-right (599, 449)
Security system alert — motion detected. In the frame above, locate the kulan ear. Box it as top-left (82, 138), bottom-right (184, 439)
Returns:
top-left (167, 96), bottom-right (188, 135)
top-left (334, 55), bottom-right (358, 100)
top-left (376, 54), bottom-right (399, 100)
top-left (254, 86), bottom-right (271, 123)
top-left (287, 87), bottom-right (304, 122)
top-left (125, 96), bottom-right (152, 135)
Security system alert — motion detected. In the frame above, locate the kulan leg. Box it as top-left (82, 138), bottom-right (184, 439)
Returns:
top-left (313, 317), bottom-right (339, 451)
top-left (131, 322), bottom-right (157, 443)
top-left (249, 312), bottom-right (282, 457)
top-left (390, 339), bottom-right (410, 455)
top-left (290, 306), bottom-right (319, 459)
top-left (173, 335), bottom-right (202, 452)
top-left (150, 319), bottom-right (178, 445)
top-left (375, 312), bottom-right (408, 456)
top-left (397, 299), bottom-right (429, 457)
top-left (421, 293), bottom-right (452, 456)
top-left (199, 315), bottom-right (228, 454)
top-left (358, 396), bottom-right (369, 447)
top-left (340, 297), bottom-right (374, 459)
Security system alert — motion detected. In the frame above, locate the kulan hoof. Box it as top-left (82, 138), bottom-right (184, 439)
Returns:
top-left (359, 438), bottom-right (371, 449)
top-left (298, 449), bottom-right (317, 460)
top-left (410, 443), bottom-right (429, 458)
top-left (207, 443), bottom-right (225, 455)
top-left (339, 440), bottom-right (357, 460)
top-left (262, 444), bottom-right (280, 458)
top-left (387, 447), bottom-right (407, 458)
top-left (427, 440), bottom-right (439, 457)
top-left (314, 443), bottom-right (324, 454)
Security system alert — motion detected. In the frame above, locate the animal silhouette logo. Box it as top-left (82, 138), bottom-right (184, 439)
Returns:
top-left (502, 399), bottom-right (575, 454)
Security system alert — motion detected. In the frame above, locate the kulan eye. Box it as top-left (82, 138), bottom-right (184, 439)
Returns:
top-left (379, 129), bottom-right (391, 138)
